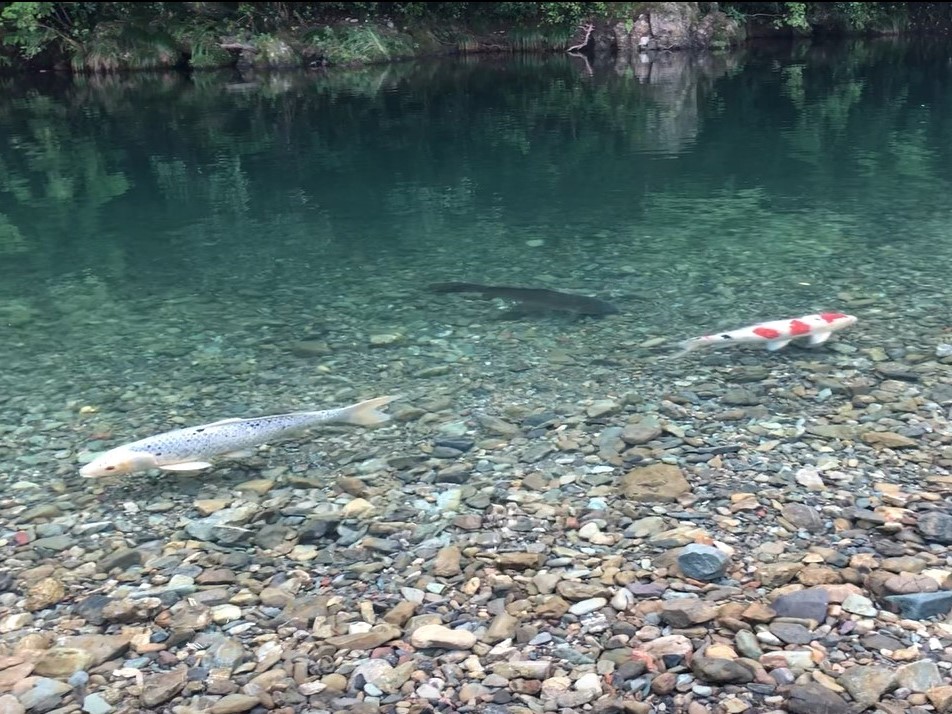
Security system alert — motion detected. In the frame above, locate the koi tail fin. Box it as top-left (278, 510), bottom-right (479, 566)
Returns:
top-left (667, 339), bottom-right (702, 361)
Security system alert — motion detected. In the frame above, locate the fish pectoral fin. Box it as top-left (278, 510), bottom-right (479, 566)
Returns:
top-left (808, 332), bottom-right (832, 346)
top-left (765, 339), bottom-right (792, 352)
top-left (159, 461), bottom-right (214, 472)
top-left (221, 449), bottom-right (255, 459)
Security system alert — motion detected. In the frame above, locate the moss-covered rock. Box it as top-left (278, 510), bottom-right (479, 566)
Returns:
top-left (585, 2), bottom-right (746, 56)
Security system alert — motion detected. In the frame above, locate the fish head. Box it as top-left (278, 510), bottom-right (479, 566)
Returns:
top-left (79, 447), bottom-right (158, 478)
top-left (818, 312), bottom-right (858, 331)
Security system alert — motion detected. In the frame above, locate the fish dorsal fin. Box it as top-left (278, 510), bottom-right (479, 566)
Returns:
top-left (159, 461), bottom-right (214, 471)
top-left (202, 418), bottom-right (245, 427)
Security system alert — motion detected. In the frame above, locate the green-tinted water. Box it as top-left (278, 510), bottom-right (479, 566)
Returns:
top-left (0, 39), bottom-right (951, 478)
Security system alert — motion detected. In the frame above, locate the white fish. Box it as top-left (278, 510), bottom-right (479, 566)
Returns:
top-left (79, 395), bottom-right (399, 478)
top-left (672, 312), bottom-right (858, 359)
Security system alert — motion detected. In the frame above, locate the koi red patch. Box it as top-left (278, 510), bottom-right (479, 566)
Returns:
top-left (753, 327), bottom-right (782, 339)
top-left (820, 312), bottom-right (846, 323)
top-left (789, 320), bottom-right (811, 336)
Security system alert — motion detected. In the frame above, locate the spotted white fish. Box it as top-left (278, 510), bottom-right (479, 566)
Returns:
top-left (672, 312), bottom-right (858, 359)
top-left (79, 395), bottom-right (399, 478)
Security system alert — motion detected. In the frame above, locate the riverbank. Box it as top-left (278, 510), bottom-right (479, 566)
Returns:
top-left (2, 1), bottom-right (949, 74)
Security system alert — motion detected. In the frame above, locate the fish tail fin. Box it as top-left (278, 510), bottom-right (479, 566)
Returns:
top-left (668, 339), bottom-right (699, 360)
top-left (338, 395), bottom-right (401, 427)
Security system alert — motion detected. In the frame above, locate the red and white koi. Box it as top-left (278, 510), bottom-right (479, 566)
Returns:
top-left (672, 312), bottom-right (858, 358)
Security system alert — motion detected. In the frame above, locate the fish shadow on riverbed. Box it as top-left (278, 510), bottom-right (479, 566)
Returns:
top-left (427, 282), bottom-right (620, 320)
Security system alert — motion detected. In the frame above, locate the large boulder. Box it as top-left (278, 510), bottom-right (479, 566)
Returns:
top-left (579, 3), bottom-right (746, 56)
top-left (649, 1), bottom-right (700, 49)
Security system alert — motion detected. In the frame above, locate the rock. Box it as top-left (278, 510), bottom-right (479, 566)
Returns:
top-left (0, 695), bottom-right (24, 714)
top-left (883, 591), bottom-right (952, 619)
top-left (734, 630), bottom-right (762, 659)
top-left (917, 511), bottom-right (952, 544)
top-left (649, 1), bottom-right (699, 49)
top-left (621, 418), bottom-right (662, 445)
top-left (209, 693), bottom-right (260, 713)
top-left (841, 593), bottom-right (878, 616)
top-left (882, 572), bottom-right (938, 595)
top-left (771, 588), bottom-right (829, 622)
top-left (620, 464), bottom-right (691, 502)
top-left (568, 597), bottom-right (607, 615)
top-left (862, 431), bottom-right (917, 448)
top-left (784, 683), bottom-right (850, 714)
top-left (838, 665), bottom-right (895, 707)
top-left (927, 685), bottom-right (952, 713)
top-left (483, 612), bottom-right (518, 644)
top-left (780, 503), bottom-right (824, 532)
top-left (433, 545), bottom-right (462, 577)
top-left (24, 577), bottom-right (65, 611)
top-left (895, 660), bottom-right (942, 692)
top-left (326, 624), bottom-right (401, 650)
top-left (33, 648), bottom-right (93, 677)
top-left (409, 624), bottom-right (477, 650)
top-left (677, 543), bottom-right (730, 582)
top-left (58, 635), bottom-right (130, 667)
top-left (17, 678), bottom-right (71, 712)
top-left (768, 622), bottom-right (814, 645)
top-left (659, 599), bottom-right (717, 627)
top-left (81, 693), bottom-right (112, 714)
top-left (141, 667), bottom-right (188, 708)
top-left (691, 657), bottom-right (754, 684)
top-left (494, 552), bottom-right (544, 569)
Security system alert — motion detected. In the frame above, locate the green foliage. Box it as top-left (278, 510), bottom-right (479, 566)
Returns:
top-left (782, 2), bottom-right (809, 30)
top-left (1, 2), bottom-right (81, 57)
top-left (722, 1), bottom-right (915, 34)
top-left (305, 24), bottom-right (417, 65)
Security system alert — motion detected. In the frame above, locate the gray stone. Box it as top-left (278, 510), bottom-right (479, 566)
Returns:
top-left (677, 543), bottom-right (730, 582)
top-left (916, 511), bottom-right (952, 544)
top-left (784, 683), bottom-right (850, 714)
top-left (768, 621), bottom-right (814, 645)
top-left (82, 693), bottom-right (114, 714)
top-left (17, 678), bottom-right (72, 713)
top-left (691, 657), bottom-right (754, 684)
top-left (883, 591), bottom-right (952, 619)
top-left (837, 665), bottom-right (895, 708)
top-left (895, 660), bottom-right (942, 692)
top-left (771, 588), bottom-right (829, 623)
top-left (780, 503), bottom-right (824, 532)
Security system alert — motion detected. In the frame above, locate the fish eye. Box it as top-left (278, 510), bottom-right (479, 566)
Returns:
top-left (106, 466), bottom-right (115, 471)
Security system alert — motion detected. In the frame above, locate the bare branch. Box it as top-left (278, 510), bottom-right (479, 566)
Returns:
top-left (567, 22), bottom-right (595, 54)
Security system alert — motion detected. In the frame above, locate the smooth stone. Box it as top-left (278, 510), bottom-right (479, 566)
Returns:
top-left (771, 588), bottom-right (829, 622)
top-left (677, 544), bottom-right (730, 582)
top-left (209, 693), bottom-right (260, 713)
top-left (917, 512), bottom-right (952, 543)
top-left (841, 593), bottom-right (878, 617)
top-left (895, 660), bottom-right (942, 692)
top-left (620, 464), bottom-right (691, 503)
top-left (883, 591), bottom-right (952, 619)
top-left (409, 624), bottom-right (477, 650)
top-left (0, 694), bottom-right (26, 714)
top-left (785, 683), bottom-right (850, 714)
top-left (568, 598), bottom-right (607, 616)
top-left (838, 665), bottom-right (896, 707)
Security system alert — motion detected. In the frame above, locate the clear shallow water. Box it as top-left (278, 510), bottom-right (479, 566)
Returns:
top-left (1, 39), bottom-right (951, 480)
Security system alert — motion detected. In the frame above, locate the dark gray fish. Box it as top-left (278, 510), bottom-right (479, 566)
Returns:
top-left (428, 282), bottom-right (618, 317)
